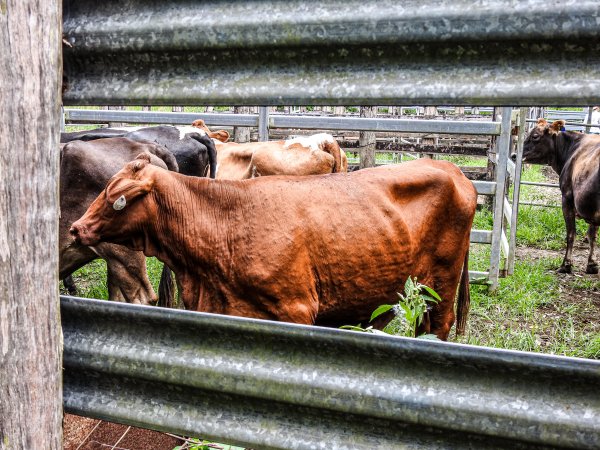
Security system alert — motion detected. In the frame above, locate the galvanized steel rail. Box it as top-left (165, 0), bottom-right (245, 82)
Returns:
top-left (62, 1), bottom-right (600, 106)
top-left (62, 296), bottom-right (600, 450)
top-left (64, 109), bottom-right (502, 135)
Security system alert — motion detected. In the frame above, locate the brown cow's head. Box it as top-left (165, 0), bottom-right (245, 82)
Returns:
top-left (520, 118), bottom-right (565, 164)
top-left (191, 119), bottom-right (230, 143)
top-left (70, 153), bottom-right (156, 250)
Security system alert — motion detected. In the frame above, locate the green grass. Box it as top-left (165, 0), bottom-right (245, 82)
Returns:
top-left (457, 256), bottom-right (600, 358)
top-left (62, 257), bottom-right (165, 300)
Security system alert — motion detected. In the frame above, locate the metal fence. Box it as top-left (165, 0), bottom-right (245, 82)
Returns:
top-left (64, 107), bottom-right (511, 287)
top-left (60, 1), bottom-right (600, 448)
top-left (62, 296), bottom-right (600, 450)
top-left (62, 1), bottom-right (600, 106)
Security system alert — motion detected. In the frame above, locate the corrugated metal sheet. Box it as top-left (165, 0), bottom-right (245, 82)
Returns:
top-left (62, 1), bottom-right (600, 106)
top-left (62, 296), bottom-right (600, 449)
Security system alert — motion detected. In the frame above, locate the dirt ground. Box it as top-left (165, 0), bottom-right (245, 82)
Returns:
top-left (63, 414), bottom-right (183, 450)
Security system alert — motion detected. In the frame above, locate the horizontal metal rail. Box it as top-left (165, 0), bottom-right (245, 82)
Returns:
top-left (472, 180), bottom-right (496, 195)
top-left (62, 1), bottom-right (600, 105)
top-left (519, 201), bottom-right (561, 208)
top-left (470, 230), bottom-right (492, 244)
top-left (270, 114), bottom-right (501, 135)
top-left (64, 109), bottom-right (501, 135)
top-left (525, 118), bottom-right (596, 128)
top-left (520, 180), bottom-right (560, 188)
top-left (468, 270), bottom-right (490, 283)
top-left (62, 296), bottom-right (600, 450)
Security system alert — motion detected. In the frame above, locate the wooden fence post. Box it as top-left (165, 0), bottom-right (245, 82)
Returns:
top-left (0, 1), bottom-right (62, 448)
top-left (233, 106), bottom-right (251, 142)
top-left (359, 106), bottom-right (377, 168)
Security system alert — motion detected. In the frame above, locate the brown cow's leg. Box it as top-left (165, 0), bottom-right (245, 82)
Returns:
top-left (106, 265), bottom-right (127, 302)
top-left (559, 201), bottom-right (576, 274)
top-left (94, 243), bottom-right (157, 305)
top-left (586, 224), bottom-right (599, 274)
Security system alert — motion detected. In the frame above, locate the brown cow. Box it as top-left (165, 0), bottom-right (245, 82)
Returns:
top-left (60, 138), bottom-right (178, 304)
top-left (520, 118), bottom-right (600, 274)
top-left (191, 119), bottom-right (346, 179)
top-left (70, 155), bottom-right (476, 339)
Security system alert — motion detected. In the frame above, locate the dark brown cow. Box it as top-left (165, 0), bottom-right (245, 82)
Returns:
top-left (191, 119), bottom-right (347, 179)
top-left (70, 155), bottom-right (476, 339)
top-left (60, 138), bottom-right (178, 304)
top-left (521, 118), bottom-right (600, 274)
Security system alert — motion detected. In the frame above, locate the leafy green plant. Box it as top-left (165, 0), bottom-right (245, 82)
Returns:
top-left (341, 277), bottom-right (441, 340)
top-left (373, 277), bottom-right (441, 339)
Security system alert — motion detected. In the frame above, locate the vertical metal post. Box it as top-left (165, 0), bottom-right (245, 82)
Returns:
top-left (507, 107), bottom-right (527, 275)
top-left (488, 107), bottom-right (512, 291)
top-left (258, 106), bottom-right (269, 142)
top-left (585, 106), bottom-right (593, 134)
top-left (60, 105), bottom-right (65, 132)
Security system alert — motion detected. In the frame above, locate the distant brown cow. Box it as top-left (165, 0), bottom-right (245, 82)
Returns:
top-left (70, 156), bottom-right (476, 339)
top-left (191, 119), bottom-right (346, 179)
top-left (521, 118), bottom-right (600, 274)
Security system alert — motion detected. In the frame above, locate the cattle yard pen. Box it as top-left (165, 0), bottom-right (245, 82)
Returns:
top-left (6, 1), bottom-right (594, 449)
top-left (63, 107), bottom-right (517, 288)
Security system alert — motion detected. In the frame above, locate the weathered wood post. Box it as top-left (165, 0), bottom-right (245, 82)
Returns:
top-left (358, 106), bottom-right (377, 169)
top-left (0, 1), bottom-right (62, 448)
top-left (233, 106), bottom-right (251, 143)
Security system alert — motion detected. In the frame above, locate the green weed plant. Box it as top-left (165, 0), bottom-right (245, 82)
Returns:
top-left (341, 277), bottom-right (441, 340)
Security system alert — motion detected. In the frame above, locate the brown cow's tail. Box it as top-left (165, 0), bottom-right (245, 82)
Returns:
top-left (455, 249), bottom-right (471, 336)
top-left (322, 138), bottom-right (344, 173)
top-left (158, 264), bottom-right (175, 308)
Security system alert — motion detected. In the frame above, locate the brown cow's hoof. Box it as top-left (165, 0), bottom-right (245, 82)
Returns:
top-left (557, 265), bottom-right (572, 274)
top-left (586, 263), bottom-right (599, 274)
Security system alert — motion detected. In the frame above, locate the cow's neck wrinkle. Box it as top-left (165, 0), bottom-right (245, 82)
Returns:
top-left (151, 174), bottom-right (241, 274)
top-left (553, 132), bottom-right (582, 174)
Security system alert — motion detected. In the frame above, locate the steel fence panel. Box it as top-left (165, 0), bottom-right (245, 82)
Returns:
top-left (488, 108), bottom-right (512, 289)
top-left (62, 296), bottom-right (600, 450)
top-left (62, 1), bottom-right (600, 106)
top-left (64, 109), bottom-right (259, 127)
top-left (64, 109), bottom-right (501, 135)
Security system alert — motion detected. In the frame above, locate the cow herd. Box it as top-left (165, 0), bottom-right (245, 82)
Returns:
top-left (62, 116), bottom-right (596, 341)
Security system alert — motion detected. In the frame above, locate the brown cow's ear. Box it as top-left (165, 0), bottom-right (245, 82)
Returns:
top-left (209, 130), bottom-right (230, 142)
top-left (191, 119), bottom-right (211, 135)
top-left (537, 118), bottom-right (548, 127)
top-left (191, 119), bottom-right (206, 129)
top-left (106, 177), bottom-right (153, 207)
top-left (129, 153), bottom-right (152, 173)
top-left (549, 120), bottom-right (566, 134)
